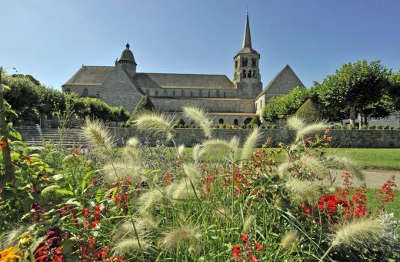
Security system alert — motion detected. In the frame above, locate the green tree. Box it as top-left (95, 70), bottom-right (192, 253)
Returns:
top-left (3, 74), bottom-right (41, 122)
top-left (315, 60), bottom-right (391, 127)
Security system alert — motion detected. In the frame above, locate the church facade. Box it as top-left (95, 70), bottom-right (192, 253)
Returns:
top-left (62, 15), bottom-right (304, 125)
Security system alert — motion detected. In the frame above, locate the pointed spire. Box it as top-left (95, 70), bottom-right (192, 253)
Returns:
top-left (242, 13), bottom-right (252, 49)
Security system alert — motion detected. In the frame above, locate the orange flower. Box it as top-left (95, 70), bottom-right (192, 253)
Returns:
top-left (0, 140), bottom-right (7, 149)
top-left (0, 246), bottom-right (23, 261)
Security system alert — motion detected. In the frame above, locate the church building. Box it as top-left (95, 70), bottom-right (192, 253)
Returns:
top-left (62, 15), bottom-right (304, 125)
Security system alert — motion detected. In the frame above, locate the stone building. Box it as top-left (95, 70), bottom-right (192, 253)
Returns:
top-left (62, 15), bottom-right (303, 125)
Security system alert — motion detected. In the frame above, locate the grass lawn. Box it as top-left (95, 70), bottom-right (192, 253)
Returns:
top-left (183, 147), bottom-right (400, 170)
top-left (366, 189), bottom-right (400, 220)
top-left (323, 148), bottom-right (400, 170)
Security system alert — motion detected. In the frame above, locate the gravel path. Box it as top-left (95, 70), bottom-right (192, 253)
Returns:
top-left (330, 169), bottom-right (400, 189)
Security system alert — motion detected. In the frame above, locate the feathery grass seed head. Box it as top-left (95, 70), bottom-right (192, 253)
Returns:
top-left (158, 225), bottom-right (201, 251)
top-left (241, 128), bottom-right (260, 160)
top-left (183, 106), bottom-right (212, 138)
top-left (332, 218), bottom-right (384, 247)
top-left (280, 230), bottom-right (298, 250)
top-left (296, 122), bottom-right (328, 142)
top-left (287, 116), bottom-right (305, 130)
top-left (83, 118), bottom-right (113, 151)
top-left (135, 113), bottom-right (174, 140)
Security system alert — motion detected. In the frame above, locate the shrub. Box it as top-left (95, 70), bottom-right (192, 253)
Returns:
top-left (262, 87), bottom-right (310, 122)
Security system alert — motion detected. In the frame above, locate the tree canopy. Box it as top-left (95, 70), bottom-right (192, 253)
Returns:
top-left (314, 60), bottom-right (392, 126)
top-left (1, 72), bottom-right (129, 124)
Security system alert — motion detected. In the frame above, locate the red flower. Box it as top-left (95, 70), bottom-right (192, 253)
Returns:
top-left (94, 204), bottom-right (101, 220)
top-left (82, 208), bottom-right (89, 217)
top-left (317, 194), bottom-right (346, 214)
top-left (241, 233), bottom-right (247, 244)
top-left (89, 237), bottom-right (95, 250)
top-left (232, 244), bottom-right (241, 260)
top-left (251, 254), bottom-right (258, 262)
top-left (301, 203), bottom-right (312, 216)
top-left (254, 241), bottom-right (263, 251)
top-left (83, 219), bottom-right (89, 229)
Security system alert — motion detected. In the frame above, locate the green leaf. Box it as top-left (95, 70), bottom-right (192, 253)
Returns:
top-left (55, 188), bottom-right (74, 196)
top-left (41, 185), bottom-right (61, 196)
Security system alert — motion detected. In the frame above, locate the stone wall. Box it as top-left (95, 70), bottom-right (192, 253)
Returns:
top-left (109, 128), bottom-right (400, 148)
top-left (150, 97), bottom-right (255, 113)
top-left (16, 127), bottom-right (400, 148)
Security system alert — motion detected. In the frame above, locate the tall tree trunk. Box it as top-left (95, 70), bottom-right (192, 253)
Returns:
top-left (349, 107), bottom-right (356, 129)
top-left (0, 67), bottom-right (14, 186)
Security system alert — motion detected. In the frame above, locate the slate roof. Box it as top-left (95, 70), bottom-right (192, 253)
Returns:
top-left (133, 73), bottom-right (235, 89)
top-left (63, 66), bottom-right (113, 86)
top-left (63, 66), bottom-right (235, 90)
top-left (257, 64), bottom-right (304, 98)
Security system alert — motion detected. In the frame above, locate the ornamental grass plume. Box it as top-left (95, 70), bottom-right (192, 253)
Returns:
top-left (126, 137), bottom-right (140, 147)
top-left (135, 112), bottom-right (175, 141)
top-left (295, 122), bottom-right (328, 142)
top-left (183, 106), bottom-right (213, 138)
top-left (138, 189), bottom-right (164, 214)
top-left (172, 179), bottom-right (197, 200)
top-left (114, 238), bottom-right (149, 254)
top-left (114, 215), bottom-right (158, 240)
top-left (177, 144), bottom-right (185, 158)
top-left (103, 162), bottom-right (142, 183)
top-left (327, 156), bottom-right (365, 181)
top-left (332, 218), bottom-right (384, 247)
top-left (242, 215), bottom-right (256, 233)
top-left (300, 155), bottom-right (330, 179)
top-left (83, 118), bottom-right (114, 152)
top-left (285, 178), bottom-right (320, 204)
top-left (240, 128), bottom-right (260, 160)
top-left (183, 163), bottom-right (202, 183)
top-left (287, 116), bottom-right (305, 130)
top-left (280, 230), bottom-right (298, 250)
top-left (158, 225), bottom-right (201, 251)
top-left (192, 144), bottom-right (201, 162)
top-left (277, 161), bottom-right (297, 178)
top-left (122, 138), bottom-right (141, 162)
top-left (197, 139), bottom-right (237, 161)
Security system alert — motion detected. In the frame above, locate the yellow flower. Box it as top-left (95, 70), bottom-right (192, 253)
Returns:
top-left (0, 246), bottom-right (23, 261)
top-left (18, 236), bottom-right (31, 247)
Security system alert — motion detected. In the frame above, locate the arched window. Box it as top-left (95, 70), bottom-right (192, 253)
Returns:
top-left (235, 60), bottom-right (238, 69)
top-left (82, 88), bottom-right (88, 97)
top-left (155, 90), bottom-right (159, 96)
top-left (247, 71), bottom-right (252, 78)
top-left (242, 58), bottom-right (248, 67)
top-left (252, 58), bottom-right (257, 67)
top-left (219, 119), bottom-right (224, 125)
top-left (253, 70), bottom-right (257, 78)
top-left (242, 70), bottom-right (246, 78)
top-left (223, 92), bottom-right (226, 98)
top-left (234, 119), bottom-right (239, 126)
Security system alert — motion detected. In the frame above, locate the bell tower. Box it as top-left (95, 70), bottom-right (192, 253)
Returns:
top-left (233, 14), bottom-right (262, 99)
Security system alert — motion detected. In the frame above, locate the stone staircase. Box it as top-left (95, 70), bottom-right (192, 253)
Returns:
top-left (16, 126), bottom-right (88, 147)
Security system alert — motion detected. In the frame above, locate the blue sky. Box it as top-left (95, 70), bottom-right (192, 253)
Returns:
top-left (1, 0), bottom-right (400, 89)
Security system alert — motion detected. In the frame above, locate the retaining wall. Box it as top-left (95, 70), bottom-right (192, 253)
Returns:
top-left (17, 127), bottom-right (400, 148)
